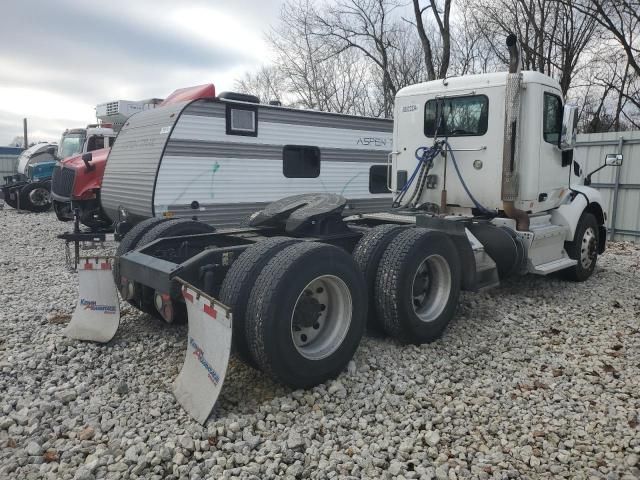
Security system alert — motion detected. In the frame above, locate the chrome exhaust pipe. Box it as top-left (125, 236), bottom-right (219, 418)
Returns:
top-left (501, 34), bottom-right (529, 231)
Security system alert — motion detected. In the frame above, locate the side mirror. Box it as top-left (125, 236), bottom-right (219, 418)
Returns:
top-left (584, 153), bottom-right (623, 186)
top-left (559, 104), bottom-right (578, 151)
top-left (605, 153), bottom-right (623, 166)
top-left (82, 152), bottom-right (94, 171)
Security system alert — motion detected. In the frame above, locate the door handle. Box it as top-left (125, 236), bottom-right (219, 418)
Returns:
top-left (445, 146), bottom-right (487, 152)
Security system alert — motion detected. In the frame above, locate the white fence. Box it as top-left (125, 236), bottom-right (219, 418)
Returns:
top-left (575, 130), bottom-right (640, 242)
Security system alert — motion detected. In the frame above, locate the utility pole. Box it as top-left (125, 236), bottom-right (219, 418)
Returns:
top-left (23, 118), bottom-right (28, 148)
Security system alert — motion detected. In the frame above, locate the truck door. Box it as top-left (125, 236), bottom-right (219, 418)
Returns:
top-left (538, 91), bottom-right (566, 206)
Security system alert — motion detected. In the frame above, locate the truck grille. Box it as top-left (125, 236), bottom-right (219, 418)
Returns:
top-left (51, 166), bottom-right (75, 198)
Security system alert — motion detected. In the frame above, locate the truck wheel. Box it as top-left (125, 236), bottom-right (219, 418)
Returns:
top-left (375, 228), bottom-right (461, 344)
top-left (136, 219), bottom-right (216, 320)
top-left (352, 224), bottom-right (408, 333)
top-left (4, 190), bottom-right (18, 209)
top-left (219, 237), bottom-right (300, 366)
top-left (19, 182), bottom-right (52, 212)
top-left (563, 212), bottom-right (599, 282)
top-left (52, 200), bottom-right (72, 221)
top-left (113, 217), bottom-right (169, 289)
top-left (245, 242), bottom-right (366, 388)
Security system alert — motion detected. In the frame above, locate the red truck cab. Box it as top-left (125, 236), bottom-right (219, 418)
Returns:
top-left (51, 147), bottom-right (112, 228)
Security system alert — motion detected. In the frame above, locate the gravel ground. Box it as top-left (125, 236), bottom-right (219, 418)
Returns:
top-left (0, 207), bottom-right (639, 480)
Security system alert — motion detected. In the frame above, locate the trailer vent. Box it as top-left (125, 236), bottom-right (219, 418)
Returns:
top-left (104, 102), bottom-right (120, 116)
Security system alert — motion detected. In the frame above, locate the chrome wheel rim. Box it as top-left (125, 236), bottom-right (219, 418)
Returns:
top-left (411, 254), bottom-right (452, 323)
top-left (29, 188), bottom-right (50, 206)
top-left (581, 227), bottom-right (597, 269)
top-left (290, 275), bottom-right (352, 360)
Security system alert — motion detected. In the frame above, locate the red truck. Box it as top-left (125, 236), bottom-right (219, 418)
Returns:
top-left (51, 99), bottom-right (161, 229)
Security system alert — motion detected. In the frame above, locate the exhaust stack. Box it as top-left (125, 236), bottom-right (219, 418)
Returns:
top-left (501, 34), bottom-right (529, 231)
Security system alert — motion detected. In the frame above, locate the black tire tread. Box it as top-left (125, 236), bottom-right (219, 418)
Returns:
top-left (219, 237), bottom-right (300, 364)
top-left (113, 217), bottom-right (169, 286)
top-left (375, 228), bottom-right (460, 344)
top-left (352, 224), bottom-right (407, 331)
top-left (19, 182), bottom-right (52, 213)
top-left (563, 212), bottom-right (599, 282)
top-left (246, 242), bottom-right (325, 382)
top-left (245, 242), bottom-right (364, 387)
top-left (136, 218), bottom-right (207, 248)
top-left (135, 218), bottom-right (216, 316)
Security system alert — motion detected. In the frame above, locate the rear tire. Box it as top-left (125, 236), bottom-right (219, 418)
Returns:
top-left (113, 217), bottom-right (169, 288)
top-left (245, 242), bottom-right (366, 388)
top-left (52, 200), bottom-right (72, 221)
top-left (4, 190), bottom-right (18, 209)
top-left (375, 228), bottom-right (461, 344)
top-left (136, 219), bottom-right (216, 319)
top-left (563, 212), bottom-right (599, 282)
top-left (19, 182), bottom-right (52, 212)
top-left (352, 224), bottom-right (408, 333)
top-left (219, 237), bottom-right (300, 366)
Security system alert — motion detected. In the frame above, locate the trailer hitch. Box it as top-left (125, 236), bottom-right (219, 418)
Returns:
top-left (58, 209), bottom-right (118, 271)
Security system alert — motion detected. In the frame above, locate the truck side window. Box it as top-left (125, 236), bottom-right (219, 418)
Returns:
top-left (283, 145), bottom-right (320, 178)
top-left (543, 93), bottom-right (562, 144)
top-left (424, 95), bottom-right (488, 137)
top-left (87, 136), bottom-right (105, 151)
top-left (369, 165), bottom-right (390, 193)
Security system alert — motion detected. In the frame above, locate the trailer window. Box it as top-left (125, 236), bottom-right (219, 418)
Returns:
top-left (226, 104), bottom-right (258, 136)
top-left (369, 165), bottom-right (390, 193)
top-left (543, 93), bottom-right (562, 144)
top-left (424, 95), bottom-right (488, 137)
top-left (283, 145), bottom-right (320, 178)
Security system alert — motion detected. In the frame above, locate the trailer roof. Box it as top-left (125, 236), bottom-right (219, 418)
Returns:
top-left (217, 97), bottom-right (393, 125)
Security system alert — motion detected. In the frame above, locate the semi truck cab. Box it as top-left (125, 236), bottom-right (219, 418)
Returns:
top-left (393, 71), bottom-right (574, 215)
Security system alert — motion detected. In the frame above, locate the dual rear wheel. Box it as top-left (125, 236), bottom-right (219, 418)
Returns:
top-left (223, 241), bottom-right (367, 388)
top-left (116, 220), bottom-right (461, 389)
top-left (222, 227), bottom-right (461, 388)
top-left (356, 226), bottom-right (462, 345)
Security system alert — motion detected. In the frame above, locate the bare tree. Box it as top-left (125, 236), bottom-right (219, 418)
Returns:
top-left (569, 0), bottom-right (640, 77)
top-left (235, 0), bottom-right (638, 131)
top-left (411, 0), bottom-right (451, 79)
top-left (235, 65), bottom-right (286, 104)
top-left (470, 0), bottom-right (598, 95)
top-left (310, 0), bottom-right (403, 116)
top-left (260, 0), bottom-right (386, 116)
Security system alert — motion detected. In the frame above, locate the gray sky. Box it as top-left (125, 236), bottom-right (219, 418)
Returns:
top-left (0, 0), bottom-right (282, 145)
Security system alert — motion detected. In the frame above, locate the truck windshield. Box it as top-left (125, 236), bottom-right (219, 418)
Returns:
top-left (59, 134), bottom-right (85, 158)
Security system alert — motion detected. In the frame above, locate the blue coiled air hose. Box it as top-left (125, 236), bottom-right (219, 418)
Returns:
top-left (393, 141), bottom-right (494, 216)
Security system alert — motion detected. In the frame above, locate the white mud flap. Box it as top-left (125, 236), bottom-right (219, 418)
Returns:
top-left (173, 280), bottom-right (233, 424)
top-left (64, 257), bottom-right (120, 343)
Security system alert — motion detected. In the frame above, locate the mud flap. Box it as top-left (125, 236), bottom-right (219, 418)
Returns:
top-left (64, 257), bottom-right (120, 343)
top-left (173, 280), bottom-right (233, 424)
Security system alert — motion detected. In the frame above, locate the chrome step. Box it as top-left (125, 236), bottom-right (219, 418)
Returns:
top-left (531, 257), bottom-right (576, 275)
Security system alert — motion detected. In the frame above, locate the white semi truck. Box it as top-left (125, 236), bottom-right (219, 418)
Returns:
top-left (61, 36), bottom-right (621, 424)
